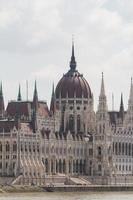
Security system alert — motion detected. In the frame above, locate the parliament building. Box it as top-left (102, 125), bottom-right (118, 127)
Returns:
top-left (0, 43), bottom-right (133, 185)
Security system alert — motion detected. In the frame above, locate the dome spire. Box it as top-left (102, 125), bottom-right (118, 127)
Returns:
top-left (17, 84), bottom-right (22, 101)
top-left (70, 36), bottom-right (76, 71)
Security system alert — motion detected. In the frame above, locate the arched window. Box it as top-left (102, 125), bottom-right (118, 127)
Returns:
top-left (98, 164), bottom-right (101, 172)
top-left (129, 143), bottom-right (131, 156)
top-left (125, 143), bottom-right (128, 155)
top-left (45, 159), bottom-right (48, 173)
top-left (119, 142), bottom-right (121, 155)
top-left (98, 146), bottom-right (102, 156)
top-left (122, 143), bottom-right (124, 155)
top-left (77, 115), bottom-right (81, 132)
top-left (115, 143), bottom-right (118, 155)
top-left (69, 115), bottom-right (74, 131)
top-left (13, 141), bottom-right (17, 152)
top-left (99, 125), bottom-right (101, 133)
top-left (6, 142), bottom-right (10, 152)
top-left (0, 142), bottom-right (2, 152)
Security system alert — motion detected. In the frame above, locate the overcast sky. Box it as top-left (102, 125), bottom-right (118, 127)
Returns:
top-left (0, 0), bottom-right (133, 111)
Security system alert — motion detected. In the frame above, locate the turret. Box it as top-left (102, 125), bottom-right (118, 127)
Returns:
top-left (119, 93), bottom-right (124, 121)
top-left (32, 81), bottom-right (38, 133)
top-left (17, 84), bottom-right (22, 101)
top-left (50, 83), bottom-right (56, 115)
top-left (33, 80), bottom-right (38, 111)
top-left (0, 82), bottom-right (5, 119)
top-left (125, 78), bottom-right (133, 127)
top-left (97, 72), bottom-right (108, 113)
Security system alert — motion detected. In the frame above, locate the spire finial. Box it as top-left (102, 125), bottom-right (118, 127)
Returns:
top-left (0, 82), bottom-right (3, 97)
top-left (100, 72), bottom-right (105, 96)
top-left (17, 84), bottom-right (22, 101)
top-left (70, 35), bottom-right (76, 71)
top-left (50, 82), bottom-right (56, 115)
top-left (119, 92), bottom-right (124, 120)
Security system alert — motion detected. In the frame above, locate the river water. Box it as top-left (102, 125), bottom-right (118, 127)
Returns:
top-left (0, 192), bottom-right (133, 200)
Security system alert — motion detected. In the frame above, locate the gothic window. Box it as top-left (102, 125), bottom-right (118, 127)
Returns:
top-left (119, 143), bottom-right (121, 155)
top-left (77, 115), bottom-right (81, 132)
top-left (37, 143), bottom-right (39, 152)
top-left (45, 159), bottom-right (48, 173)
top-left (0, 162), bottom-right (2, 169)
top-left (115, 143), bottom-right (118, 155)
top-left (99, 125), bottom-right (101, 133)
top-left (0, 142), bottom-right (2, 152)
top-left (13, 162), bottom-right (15, 169)
top-left (113, 142), bottom-right (114, 153)
top-left (6, 142), bottom-right (10, 152)
top-left (51, 160), bottom-right (54, 173)
top-left (61, 115), bottom-right (64, 131)
top-left (98, 146), bottom-right (102, 156)
top-left (63, 159), bottom-right (66, 173)
top-left (132, 144), bottom-right (133, 156)
top-left (98, 164), bottom-right (101, 172)
top-left (69, 115), bottom-right (74, 131)
top-left (122, 143), bottom-right (124, 155)
top-left (125, 143), bottom-right (128, 155)
top-left (13, 141), bottom-right (17, 152)
top-left (129, 143), bottom-right (131, 156)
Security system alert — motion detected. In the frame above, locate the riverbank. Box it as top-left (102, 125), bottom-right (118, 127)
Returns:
top-left (0, 185), bottom-right (133, 193)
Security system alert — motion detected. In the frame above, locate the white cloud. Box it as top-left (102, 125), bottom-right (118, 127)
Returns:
top-left (0, 0), bottom-right (133, 110)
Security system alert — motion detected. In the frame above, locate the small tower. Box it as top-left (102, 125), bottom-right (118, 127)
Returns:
top-left (124, 78), bottom-right (133, 127)
top-left (50, 83), bottom-right (56, 116)
top-left (0, 82), bottom-right (5, 119)
top-left (33, 80), bottom-right (38, 111)
top-left (119, 93), bottom-right (124, 122)
top-left (97, 72), bottom-right (108, 120)
top-left (94, 73), bottom-right (112, 177)
top-left (17, 84), bottom-right (22, 101)
top-left (32, 80), bottom-right (39, 133)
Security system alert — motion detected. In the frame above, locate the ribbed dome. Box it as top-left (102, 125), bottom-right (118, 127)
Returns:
top-left (55, 42), bottom-right (92, 99)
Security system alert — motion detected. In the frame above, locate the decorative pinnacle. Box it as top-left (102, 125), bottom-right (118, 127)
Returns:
top-left (70, 36), bottom-right (76, 71)
top-left (17, 84), bottom-right (22, 101)
top-left (0, 82), bottom-right (3, 97)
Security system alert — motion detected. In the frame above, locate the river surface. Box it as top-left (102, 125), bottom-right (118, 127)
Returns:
top-left (0, 192), bottom-right (133, 200)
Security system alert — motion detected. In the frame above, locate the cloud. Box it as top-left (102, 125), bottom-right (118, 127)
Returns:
top-left (0, 0), bottom-right (133, 110)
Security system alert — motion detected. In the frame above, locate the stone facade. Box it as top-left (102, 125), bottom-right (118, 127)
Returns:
top-left (0, 44), bottom-right (133, 185)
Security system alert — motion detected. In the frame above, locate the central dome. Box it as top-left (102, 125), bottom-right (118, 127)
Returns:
top-left (55, 43), bottom-right (92, 99)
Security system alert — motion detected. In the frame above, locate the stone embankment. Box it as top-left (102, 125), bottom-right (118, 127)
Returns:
top-left (0, 185), bottom-right (133, 193)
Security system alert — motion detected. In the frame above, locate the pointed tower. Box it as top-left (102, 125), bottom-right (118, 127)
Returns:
top-left (69, 39), bottom-right (76, 71)
top-left (119, 93), bottom-right (124, 122)
top-left (17, 84), bottom-right (22, 101)
top-left (94, 73), bottom-right (112, 177)
top-left (32, 80), bottom-right (39, 133)
top-left (33, 80), bottom-right (38, 111)
top-left (97, 72), bottom-right (107, 113)
top-left (50, 83), bottom-right (56, 115)
top-left (0, 82), bottom-right (5, 119)
top-left (125, 78), bottom-right (133, 127)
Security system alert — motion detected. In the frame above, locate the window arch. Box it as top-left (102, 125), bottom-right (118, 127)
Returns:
top-left (13, 141), bottom-right (17, 152)
top-left (6, 142), bottom-right (10, 152)
top-left (98, 146), bottom-right (102, 156)
top-left (77, 115), bottom-right (81, 132)
top-left (69, 115), bottom-right (74, 131)
top-left (0, 142), bottom-right (2, 152)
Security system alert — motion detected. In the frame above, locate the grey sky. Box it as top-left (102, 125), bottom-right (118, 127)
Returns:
top-left (0, 0), bottom-right (133, 110)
